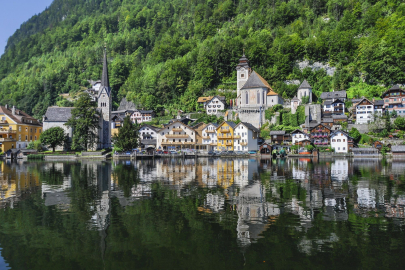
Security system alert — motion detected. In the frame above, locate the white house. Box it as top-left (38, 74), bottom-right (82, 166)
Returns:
top-left (130, 110), bottom-right (154, 124)
top-left (201, 123), bottom-right (218, 151)
top-left (330, 130), bottom-right (353, 153)
top-left (291, 129), bottom-right (310, 145)
top-left (139, 124), bottom-right (159, 140)
top-left (157, 121), bottom-right (196, 150)
top-left (206, 96), bottom-right (226, 115)
top-left (355, 98), bottom-right (374, 124)
top-left (233, 122), bottom-right (259, 151)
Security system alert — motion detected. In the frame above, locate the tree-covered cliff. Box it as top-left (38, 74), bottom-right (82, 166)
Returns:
top-left (0, 0), bottom-right (404, 118)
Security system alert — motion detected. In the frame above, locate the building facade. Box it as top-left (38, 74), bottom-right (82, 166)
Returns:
top-left (206, 96), bottom-right (226, 115)
top-left (216, 121), bottom-right (236, 151)
top-left (381, 85), bottom-right (405, 116)
top-left (233, 122), bottom-right (259, 151)
top-left (201, 123), bottom-right (218, 151)
top-left (330, 130), bottom-right (354, 153)
top-left (354, 98), bottom-right (374, 124)
top-left (130, 110), bottom-right (154, 124)
top-left (291, 129), bottom-right (310, 145)
top-left (157, 121), bottom-right (196, 150)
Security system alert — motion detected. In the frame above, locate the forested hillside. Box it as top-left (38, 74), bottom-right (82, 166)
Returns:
top-left (1, 0), bottom-right (405, 118)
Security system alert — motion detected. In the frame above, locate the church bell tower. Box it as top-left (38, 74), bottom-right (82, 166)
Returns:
top-left (98, 47), bottom-right (112, 149)
top-left (235, 50), bottom-right (251, 108)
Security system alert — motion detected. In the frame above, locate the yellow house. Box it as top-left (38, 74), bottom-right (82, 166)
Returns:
top-left (0, 105), bottom-right (42, 152)
top-left (216, 121), bottom-right (236, 151)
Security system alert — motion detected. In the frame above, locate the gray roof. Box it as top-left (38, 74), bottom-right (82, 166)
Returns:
top-left (374, 100), bottom-right (384, 106)
top-left (298, 80), bottom-right (311, 89)
top-left (139, 124), bottom-right (160, 132)
top-left (323, 100), bottom-right (333, 105)
top-left (332, 99), bottom-right (345, 104)
top-left (44, 107), bottom-right (73, 122)
top-left (238, 122), bottom-right (260, 132)
top-left (330, 130), bottom-right (353, 139)
top-left (322, 118), bottom-right (333, 123)
top-left (392, 145), bottom-right (405, 152)
top-left (332, 115), bottom-right (348, 119)
top-left (270, 131), bottom-right (286, 135)
top-left (241, 71), bottom-right (269, 89)
top-left (320, 91), bottom-right (347, 100)
top-left (225, 121), bottom-right (236, 128)
top-left (291, 129), bottom-right (307, 135)
top-left (389, 85), bottom-right (402, 91)
top-left (101, 49), bottom-right (110, 89)
top-left (291, 96), bottom-right (300, 101)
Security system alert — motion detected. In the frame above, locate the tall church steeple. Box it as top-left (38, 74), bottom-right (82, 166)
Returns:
top-left (98, 46), bottom-right (112, 149)
top-left (236, 50), bottom-right (251, 108)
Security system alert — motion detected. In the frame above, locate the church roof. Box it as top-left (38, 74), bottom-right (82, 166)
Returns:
top-left (235, 53), bottom-right (250, 70)
top-left (44, 107), bottom-right (73, 122)
top-left (241, 71), bottom-right (272, 90)
top-left (298, 80), bottom-right (311, 89)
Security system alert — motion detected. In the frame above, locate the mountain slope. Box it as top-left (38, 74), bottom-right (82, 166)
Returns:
top-left (1, 0), bottom-right (405, 118)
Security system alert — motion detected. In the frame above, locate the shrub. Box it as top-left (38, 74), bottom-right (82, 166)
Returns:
top-left (27, 154), bottom-right (45, 160)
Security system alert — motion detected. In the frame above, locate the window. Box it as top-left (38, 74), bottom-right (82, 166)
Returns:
top-left (245, 92), bottom-right (248, 104)
top-left (343, 139), bottom-right (346, 142)
top-left (241, 73), bottom-right (244, 78)
top-left (25, 135), bottom-right (27, 141)
top-left (35, 136), bottom-right (37, 140)
top-left (343, 147), bottom-right (346, 150)
top-left (257, 91), bottom-right (260, 104)
top-left (18, 126), bottom-right (21, 132)
top-left (30, 136), bottom-right (32, 141)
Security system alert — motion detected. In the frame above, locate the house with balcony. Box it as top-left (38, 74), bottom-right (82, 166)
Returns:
top-left (354, 98), bottom-right (374, 124)
top-left (201, 123), bottom-right (218, 151)
top-left (130, 109), bottom-right (155, 124)
top-left (191, 122), bottom-right (208, 151)
top-left (310, 124), bottom-right (331, 146)
top-left (233, 122), bottom-right (260, 151)
top-left (156, 121), bottom-right (196, 150)
top-left (323, 99), bottom-right (345, 117)
top-left (320, 90), bottom-right (347, 102)
top-left (206, 96), bottom-right (226, 115)
top-left (216, 121), bottom-right (236, 151)
top-left (381, 85), bottom-right (405, 116)
top-left (330, 130), bottom-right (354, 153)
top-left (269, 131), bottom-right (291, 145)
top-left (373, 99), bottom-right (384, 115)
top-left (291, 129), bottom-right (310, 145)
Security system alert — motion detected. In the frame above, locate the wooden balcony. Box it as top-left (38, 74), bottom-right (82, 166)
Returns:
top-left (218, 135), bottom-right (232, 139)
top-left (210, 142), bottom-right (217, 146)
top-left (203, 136), bottom-right (211, 139)
top-left (165, 134), bottom-right (189, 138)
top-left (233, 135), bottom-right (241, 139)
top-left (0, 138), bottom-right (15, 142)
top-left (172, 128), bottom-right (183, 132)
top-left (225, 142), bottom-right (233, 146)
top-left (220, 128), bottom-right (230, 133)
top-left (0, 130), bottom-right (16, 134)
top-left (162, 141), bottom-right (184, 145)
top-left (206, 130), bottom-right (216, 133)
top-left (240, 142), bottom-right (247, 146)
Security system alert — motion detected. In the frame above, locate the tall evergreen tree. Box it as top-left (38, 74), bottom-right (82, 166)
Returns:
top-left (112, 116), bottom-right (139, 151)
top-left (65, 93), bottom-right (100, 151)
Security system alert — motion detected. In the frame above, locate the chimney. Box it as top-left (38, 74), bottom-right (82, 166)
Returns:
top-left (12, 106), bottom-right (15, 115)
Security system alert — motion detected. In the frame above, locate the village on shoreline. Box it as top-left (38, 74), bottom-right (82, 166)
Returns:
top-left (1, 51), bottom-right (405, 160)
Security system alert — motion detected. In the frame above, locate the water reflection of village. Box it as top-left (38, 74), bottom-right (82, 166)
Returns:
top-left (1, 158), bottom-right (405, 252)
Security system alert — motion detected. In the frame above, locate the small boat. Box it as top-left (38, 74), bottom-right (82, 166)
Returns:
top-left (298, 147), bottom-right (311, 155)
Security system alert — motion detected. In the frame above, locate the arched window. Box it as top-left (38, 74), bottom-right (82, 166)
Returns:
top-left (257, 91), bottom-right (260, 104)
top-left (246, 92), bottom-right (248, 104)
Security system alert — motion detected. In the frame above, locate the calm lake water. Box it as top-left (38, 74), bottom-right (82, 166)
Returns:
top-left (0, 157), bottom-right (405, 269)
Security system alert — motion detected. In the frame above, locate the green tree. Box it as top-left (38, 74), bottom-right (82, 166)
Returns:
top-left (65, 93), bottom-right (100, 151)
top-left (27, 140), bottom-right (42, 151)
top-left (349, 127), bottom-right (361, 142)
top-left (112, 116), bottom-right (139, 151)
top-left (395, 116), bottom-right (405, 130)
top-left (391, 110), bottom-right (398, 118)
top-left (40, 127), bottom-right (66, 152)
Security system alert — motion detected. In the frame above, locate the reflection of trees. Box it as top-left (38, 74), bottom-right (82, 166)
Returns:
top-left (38, 163), bottom-right (65, 185)
top-left (112, 163), bottom-right (139, 197)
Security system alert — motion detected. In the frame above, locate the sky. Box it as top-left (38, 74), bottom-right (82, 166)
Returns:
top-left (0, 0), bottom-right (54, 56)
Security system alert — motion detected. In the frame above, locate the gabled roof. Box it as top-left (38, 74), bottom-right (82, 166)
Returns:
top-left (381, 85), bottom-right (405, 97)
top-left (139, 124), bottom-right (160, 132)
top-left (202, 123), bottom-right (219, 131)
top-left (235, 122), bottom-right (260, 133)
top-left (373, 100), bottom-right (384, 106)
top-left (291, 129), bottom-right (308, 135)
top-left (291, 96), bottom-right (300, 101)
top-left (158, 120), bottom-right (195, 132)
top-left (298, 80), bottom-right (311, 89)
top-left (329, 130), bottom-right (353, 139)
top-left (332, 99), bottom-right (345, 104)
top-left (207, 96), bottom-right (226, 105)
top-left (311, 123), bottom-right (331, 131)
top-left (241, 71), bottom-right (272, 90)
top-left (216, 121), bottom-right (236, 130)
top-left (354, 97), bottom-right (373, 106)
top-left (320, 90), bottom-right (347, 100)
top-left (44, 107), bottom-right (73, 122)
top-left (323, 100), bottom-right (333, 106)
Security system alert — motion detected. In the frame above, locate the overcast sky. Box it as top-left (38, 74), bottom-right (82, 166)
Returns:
top-left (0, 0), bottom-right (54, 56)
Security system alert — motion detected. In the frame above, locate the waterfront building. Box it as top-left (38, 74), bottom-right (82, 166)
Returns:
top-left (157, 121), bottom-right (196, 151)
top-left (216, 121), bottom-right (236, 151)
top-left (291, 129), bottom-right (311, 145)
top-left (201, 123), bottom-right (218, 151)
top-left (192, 122), bottom-right (208, 151)
top-left (310, 124), bottom-right (331, 146)
top-left (139, 124), bottom-right (160, 149)
top-left (233, 122), bottom-right (259, 151)
top-left (354, 98), bottom-right (374, 124)
top-left (269, 131), bottom-right (291, 145)
top-left (381, 85), bottom-right (405, 116)
top-left (329, 130), bottom-right (354, 153)
top-left (0, 105), bottom-right (42, 152)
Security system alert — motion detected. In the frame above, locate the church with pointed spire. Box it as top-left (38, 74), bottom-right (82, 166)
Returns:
top-left (43, 49), bottom-right (112, 150)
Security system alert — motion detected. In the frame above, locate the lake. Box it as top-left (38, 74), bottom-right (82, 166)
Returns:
top-left (0, 157), bottom-right (405, 269)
